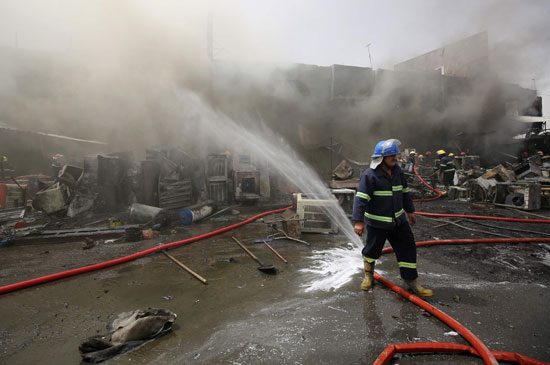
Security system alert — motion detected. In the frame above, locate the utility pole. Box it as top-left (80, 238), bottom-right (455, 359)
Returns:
top-left (330, 137), bottom-right (333, 180)
top-left (207, 9), bottom-right (214, 100)
top-left (207, 11), bottom-right (213, 61)
top-left (365, 43), bottom-right (373, 69)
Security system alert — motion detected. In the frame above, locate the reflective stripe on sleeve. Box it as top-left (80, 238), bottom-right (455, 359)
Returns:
top-left (444, 168), bottom-right (455, 172)
top-left (356, 192), bottom-right (371, 201)
top-left (394, 208), bottom-right (405, 218)
top-left (392, 185), bottom-right (403, 191)
top-left (403, 187), bottom-right (410, 193)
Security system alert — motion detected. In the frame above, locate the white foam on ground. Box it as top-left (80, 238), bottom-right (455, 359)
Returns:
top-left (300, 244), bottom-right (362, 292)
top-left (300, 244), bottom-right (390, 292)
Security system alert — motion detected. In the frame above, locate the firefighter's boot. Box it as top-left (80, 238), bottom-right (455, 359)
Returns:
top-left (361, 262), bottom-right (374, 291)
top-left (404, 279), bottom-right (433, 297)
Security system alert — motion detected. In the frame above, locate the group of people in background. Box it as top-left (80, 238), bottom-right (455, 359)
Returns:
top-left (400, 148), bottom-right (458, 192)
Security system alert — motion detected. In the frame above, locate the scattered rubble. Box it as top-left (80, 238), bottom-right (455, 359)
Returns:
top-left (0, 148), bottom-right (292, 245)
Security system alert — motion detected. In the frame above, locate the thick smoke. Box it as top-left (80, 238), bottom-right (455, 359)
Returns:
top-left (0, 0), bottom-right (547, 168)
top-left (0, 1), bottom-right (252, 153)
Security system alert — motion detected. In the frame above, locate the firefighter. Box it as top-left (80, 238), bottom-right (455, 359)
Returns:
top-left (1, 155), bottom-right (15, 180)
top-left (1, 155), bottom-right (7, 179)
top-left (424, 151), bottom-right (433, 166)
top-left (352, 139), bottom-right (433, 296)
top-left (406, 149), bottom-right (416, 172)
top-left (437, 149), bottom-right (455, 191)
top-left (51, 153), bottom-right (65, 177)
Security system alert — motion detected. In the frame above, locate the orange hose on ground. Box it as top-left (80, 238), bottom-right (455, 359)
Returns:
top-left (0, 206), bottom-right (292, 295)
top-left (382, 238), bottom-right (550, 254)
top-left (373, 273), bottom-right (498, 365)
top-left (375, 343), bottom-right (548, 365)
top-left (414, 211), bottom-right (550, 224)
top-left (412, 164), bottom-right (442, 202)
top-left (376, 237), bottom-right (550, 365)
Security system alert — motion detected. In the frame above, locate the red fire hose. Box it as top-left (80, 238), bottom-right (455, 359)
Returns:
top-left (412, 164), bottom-right (443, 202)
top-left (385, 238), bottom-right (550, 252)
top-left (0, 206), bottom-right (292, 295)
top-left (374, 273), bottom-right (498, 364)
top-left (376, 343), bottom-right (547, 365)
top-left (376, 237), bottom-right (550, 364)
top-left (414, 211), bottom-right (550, 224)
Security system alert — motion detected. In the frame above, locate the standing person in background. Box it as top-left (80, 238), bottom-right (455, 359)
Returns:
top-left (0, 155), bottom-right (7, 180)
top-left (353, 139), bottom-right (433, 297)
top-left (437, 150), bottom-right (455, 192)
top-left (0, 155), bottom-right (15, 180)
top-left (406, 150), bottom-right (416, 173)
top-left (424, 151), bottom-right (433, 167)
top-left (51, 154), bottom-right (65, 178)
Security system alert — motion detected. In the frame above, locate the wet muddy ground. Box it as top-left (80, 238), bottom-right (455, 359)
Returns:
top-left (1, 201), bottom-right (549, 364)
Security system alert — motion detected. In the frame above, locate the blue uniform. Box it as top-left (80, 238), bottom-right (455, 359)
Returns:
top-left (352, 164), bottom-right (418, 279)
top-left (439, 156), bottom-right (455, 185)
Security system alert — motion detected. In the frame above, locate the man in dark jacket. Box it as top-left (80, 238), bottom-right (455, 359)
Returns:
top-left (352, 139), bottom-right (433, 296)
top-left (437, 150), bottom-right (455, 191)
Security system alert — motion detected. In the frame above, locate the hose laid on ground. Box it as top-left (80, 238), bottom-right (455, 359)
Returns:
top-left (376, 343), bottom-right (547, 365)
top-left (13, 174), bottom-right (52, 180)
top-left (462, 218), bottom-right (550, 237)
top-left (376, 237), bottom-right (550, 364)
top-left (415, 211), bottom-right (550, 224)
top-left (391, 237), bottom-right (550, 251)
top-left (412, 164), bottom-right (442, 202)
top-left (374, 272), bottom-right (498, 364)
top-left (0, 206), bottom-right (292, 295)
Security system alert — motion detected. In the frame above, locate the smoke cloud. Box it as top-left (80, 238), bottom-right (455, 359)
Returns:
top-left (0, 0), bottom-right (547, 168)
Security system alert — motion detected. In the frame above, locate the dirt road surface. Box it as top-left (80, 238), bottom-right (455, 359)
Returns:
top-left (1, 201), bottom-right (549, 364)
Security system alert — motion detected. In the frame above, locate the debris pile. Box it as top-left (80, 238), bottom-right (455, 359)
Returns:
top-left (414, 152), bottom-right (550, 210)
top-left (0, 148), bottom-right (291, 245)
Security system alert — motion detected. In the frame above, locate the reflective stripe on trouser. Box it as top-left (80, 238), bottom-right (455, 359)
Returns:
top-left (362, 223), bottom-right (418, 280)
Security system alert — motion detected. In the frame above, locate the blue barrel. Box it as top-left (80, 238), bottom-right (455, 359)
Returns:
top-left (178, 208), bottom-right (194, 225)
top-left (178, 201), bottom-right (215, 225)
